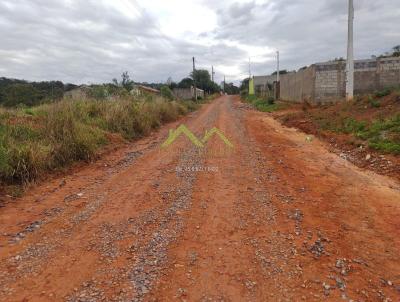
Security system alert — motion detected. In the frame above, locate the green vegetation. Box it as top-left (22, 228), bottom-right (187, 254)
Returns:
top-left (0, 97), bottom-right (198, 185)
top-left (311, 112), bottom-right (400, 154)
top-left (374, 88), bottom-right (392, 98)
top-left (205, 93), bottom-right (220, 102)
top-left (223, 82), bottom-right (240, 95)
top-left (244, 95), bottom-right (285, 112)
top-left (190, 70), bottom-right (220, 94)
top-left (0, 77), bottom-right (74, 107)
top-left (160, 86), bottom-right (174, 101)
top-left (368, 96), bottom-right (381, 108)
top-left (112, 71), bottom-right (134, 91)
top-left (356, 115), bottom-right (400, 154)
top-left (173, 70), bottom-right (221, 95)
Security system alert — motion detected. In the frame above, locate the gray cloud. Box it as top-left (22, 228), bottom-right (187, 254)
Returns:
top-left (212, 0), bottom-right (400, 78)
top-left (0, 0), bottom-right (399, 85)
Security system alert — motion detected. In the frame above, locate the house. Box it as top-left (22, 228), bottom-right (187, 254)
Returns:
top-left (173, 86), bottom-right (205, 100)
top-left (131, 85), bottom-right (160, 97)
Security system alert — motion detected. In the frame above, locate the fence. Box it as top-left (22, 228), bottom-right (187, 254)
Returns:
top-left (173, 86), bottom-right (205, 100)
top-left (253, 56), bottom-right (400, 103)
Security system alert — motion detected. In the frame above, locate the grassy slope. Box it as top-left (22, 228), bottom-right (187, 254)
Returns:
top-left (0, 97), bottom-right (199, 186)
top-left (280, 87), bottom-right (400, 154)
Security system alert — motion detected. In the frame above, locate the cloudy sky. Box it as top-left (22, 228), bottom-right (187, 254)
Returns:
top-left (0, 0), bottom-right (399, 85)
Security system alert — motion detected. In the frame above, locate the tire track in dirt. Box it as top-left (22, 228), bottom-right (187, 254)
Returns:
top-left (0, 96), bottom-right (399, 301)
top-left (149, 96), bottom-right (300, 301)
top-left (150, 96), bottom-right (400, 302)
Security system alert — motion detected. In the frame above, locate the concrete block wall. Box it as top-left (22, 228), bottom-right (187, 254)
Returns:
top-left (315, 61), bottom-right (346, 102)
top-left (280, 66), bottom-right (315, 102)
top-left (278, 56), bottom-right (400, 103)
top-left (378, 57), bottom-right (400, 88)
top-left (173, 86), bottom-right (204, 100)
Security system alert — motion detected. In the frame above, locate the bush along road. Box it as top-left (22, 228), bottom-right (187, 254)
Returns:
top-left (0, 96), bottom-right (399, 301)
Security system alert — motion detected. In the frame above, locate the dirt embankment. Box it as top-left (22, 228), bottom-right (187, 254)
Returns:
top-left (274, 93), bottom-right (400, 181)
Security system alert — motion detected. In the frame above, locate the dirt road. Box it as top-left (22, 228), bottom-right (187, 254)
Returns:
top-left (0, 96), bottom-right (399, 302)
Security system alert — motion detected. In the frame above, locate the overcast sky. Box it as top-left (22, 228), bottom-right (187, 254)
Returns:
top-left (0, 0), bottom-right (399, 85)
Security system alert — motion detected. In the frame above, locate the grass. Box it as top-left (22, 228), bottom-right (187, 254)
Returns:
top-left (279, 86), bottom-right (400, 155)
top-left (310, 111), bottom-right (400, 154)
top-left (0, 96), bottom-right (199, 185)
top-left (244, 95), bottom-right (286, 112)
top-left (205, 93), bottom-right (221, 102)
top-left (356, 115), bottom-right (400, 153)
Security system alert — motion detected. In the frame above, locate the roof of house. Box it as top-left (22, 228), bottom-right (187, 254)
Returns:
top-left (135, 85), bottom-right (160, 93)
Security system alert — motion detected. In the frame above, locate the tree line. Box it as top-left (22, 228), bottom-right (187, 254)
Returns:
top-left (0, 67), bottom-right (243, 107)
top-left (0, 77), bottom-right (77, 107)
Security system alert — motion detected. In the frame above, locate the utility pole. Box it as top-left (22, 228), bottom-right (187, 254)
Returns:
top-left (276, 51), bottom-right (280, 82)
top-left (223, 75), bottom-right (226, 94)
top-left (276, 51), bottom-right (280, 100)
top-left (346, 0), bottom-right (354, 101)
top-left (212, 66), bottom-right (215, 82)
top-left (192, 57), bottom-right (197, 101)
top-left (248, 57), bottom-right (251, 79)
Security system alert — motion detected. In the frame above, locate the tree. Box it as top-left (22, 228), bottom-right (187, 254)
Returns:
top-left (169, 82), bottom-right (178, 90)
top-left (240, 78), bottom-right (250, 91)
top-left (112, 72), bottom-right (134, 91)
top-left (393, 45), bottom-right (400, 57)
top-left (224, 83), bottom-right (240, 95)
top-left (191, 70), bottom-right (211, 89)
top-left (121, 71), bottom-right (134, 91)
top-left (191, 70), bottom-right (213, 92)
top-left (190, 69), bottom-right (220, 94)
top-left (1, 83), bottom-right (43, 107)
top-left (178, 78), bottom-right (194, 89)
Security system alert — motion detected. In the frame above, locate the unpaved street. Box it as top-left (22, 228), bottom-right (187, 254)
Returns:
top-left (0, 96), bottom-right (399, 301)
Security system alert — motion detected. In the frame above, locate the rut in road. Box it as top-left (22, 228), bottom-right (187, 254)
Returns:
top-left (0, 96), bottom-right (399, 302)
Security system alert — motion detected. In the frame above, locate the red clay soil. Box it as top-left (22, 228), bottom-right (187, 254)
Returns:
top-left (0, 96), bottom-right (399, 302)
top-left (275, 96), bottom-right (400, 182)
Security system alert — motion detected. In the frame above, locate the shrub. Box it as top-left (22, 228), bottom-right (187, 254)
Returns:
top-left (374, 88), bottom-right (392, 98)
top-left (267, 96), bottom-right (275, 105)
top-left (342, 118), bottom-right (367, 134)
top-left (369, 140), bottom-right (400, 154)
top-left (160, 86), bottom-right (174, 101)
top-left (368, 96), bottom-right (381, 108)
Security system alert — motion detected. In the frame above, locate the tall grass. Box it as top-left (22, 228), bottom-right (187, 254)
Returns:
top-left (0, 97), bottom-right (198, 185)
